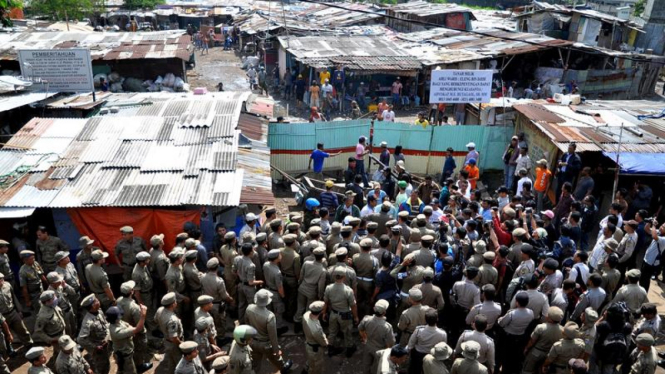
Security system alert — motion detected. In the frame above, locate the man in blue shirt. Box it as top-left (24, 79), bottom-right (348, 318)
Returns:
top-left (308, 143), bottom-right (340, 179)
top-left (441, 147), bottom-right (456, 185)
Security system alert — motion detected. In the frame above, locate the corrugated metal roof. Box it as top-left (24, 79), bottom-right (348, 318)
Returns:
top-left (0, 93), bottom-right (270, 208)
top-left (387, 1), bottom-right (476, 19)
top-left (0, 92), bottom-right (58, 113)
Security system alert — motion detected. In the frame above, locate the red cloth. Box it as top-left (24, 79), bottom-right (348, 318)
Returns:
top-left (67, 207), bottom-right (200, 264)
top-left (493, 215), bottom-right (512, 247)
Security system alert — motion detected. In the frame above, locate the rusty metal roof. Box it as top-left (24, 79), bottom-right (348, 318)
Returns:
top-left (0, 93), bottom-right (273, 208)
top-left (0, 31), bottom-right (192, 62)
top-left (387, 1), bottom-right (477, 20)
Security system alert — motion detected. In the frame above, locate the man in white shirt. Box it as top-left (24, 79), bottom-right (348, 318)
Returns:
top-left (515, 168), bottom-right (532, 197)
top-left (382, 105), bottom-right (396, 122)
top-left (617, 220), bottom-right (638, 265)
top-left (640, 220), bottom-right (665, 291)
top-left (361, 195), bottom-right (378, 217)
top-left (568, 251), bottom-right (590, 285)
top-left (321, 79), bottom-right (333, 99)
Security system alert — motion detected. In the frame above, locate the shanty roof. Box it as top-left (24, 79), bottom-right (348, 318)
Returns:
top-left (514, 1), bottom-right (642, 28)
top-left (0, 92), bottom-right (274, 208)
top-left (513, 101), bottom-right (665, 153)
top-left (386, 1), bottom-right (477, 20)
top-left (278, 35), bottom-right (421, 72)
top-left (0, 31), bottom-right (192, 62)
top-left (0, 91), bottom-right (58, 113)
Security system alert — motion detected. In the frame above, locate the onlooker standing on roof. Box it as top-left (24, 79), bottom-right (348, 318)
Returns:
top-left (502, 136), bottom-right (519, 190)
top-left (454, 103), bottom-right (466, 125)
top-left (556, 143), bottom-right (582, 203)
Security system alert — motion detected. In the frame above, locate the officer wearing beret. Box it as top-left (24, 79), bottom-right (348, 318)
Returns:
top-left (201, 258), bottom-right (233, 339)
top-left (363, 222), bottom-right (380, 249)
top-left (34, 290), bottom-right (66, 368)
top-left (36, 226), bottom-right (69, 274)
top-left (300, 227), bottom-right (324, 260)
top-left (85, 250), bottom-right (116, 311)
top-left (176, 340), bottom-right (208, 374)
top-left (26, 346), bottom-right (53, 374)
top-left (477, 252), bottom-right (498, 289)
top-left (77, 294), bottom-right (111, 374)
top-left (132, 251), bottom-right (157, 335)
top-left (522, 307), bottom-right (564, 374)
top-left (302, 301), bottom-right (328, 374)
top-left (117, 280), bottom-right (152, 369)
top-left (108, 304), bottom-right (149, 374)
top-left (280, 234), bottom-right (301, 320)
top-left (0, 271), bottom-right (32, 347)
top-left (47, 271), bottom-right (77, 337)
top-left (331, 226), bottom-right (361, 262)
top-left (54, 251), bottom-right (82, 320)
top-left (326, 223), bottom-right (343, 255)
top-left (114, 226), bottom-right (147, 281)
top-left (324, 267), bottom-right (358, 357)
top-left (19, 250), bottom-right (47, 313)
top-left (353, 238), bottom-right (379, 319)
top-left (55, 335), bottom-right (91, 374)
top-left (166, 249), bottom-right (189, 310)
top-left (220, 232), bottom-right (239, 314)
top-left (358, 300), bottom-right (395, 374)
top-left (156, 293), bottom-right (184, 374)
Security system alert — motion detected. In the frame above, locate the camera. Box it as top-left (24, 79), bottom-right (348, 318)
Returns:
top-left (525, 207), bottom-right (533, 214)
top-left (645, 217), bottom-right (655, 225)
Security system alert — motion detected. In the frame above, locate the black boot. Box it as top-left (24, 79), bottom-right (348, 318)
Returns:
top-left (137, 362), bottom-right (153, 373)
top-left (280, 359), bottom-right (293, 374)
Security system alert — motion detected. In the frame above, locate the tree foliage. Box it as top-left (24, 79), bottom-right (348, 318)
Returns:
top-left (0, 0), bottom-right (22, 26)
top-left (633, 0), bottom-right (645, 17)
top-left (28, 0), bottom-right (97, 21)
top-left (123, 0), bottom-right (164, 10)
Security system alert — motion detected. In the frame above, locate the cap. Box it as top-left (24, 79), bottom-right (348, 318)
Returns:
top-left (423, 206), bottom-right (433, 214)
top-left (290, 214), bottom-right (303, 223)
top-left (169, 248), bottom-right (185, 260)
top-left (483, 251), bottom-right (496, 261)
top-left (423, 267), bottom-right (434, 278)
top-left (25, 347), bottom-right (45, 361)
top-left (195, 317), bottom-right (210, 331)
top-left (245, 213), bottom-right (257, 221)
top-left (422, 235), bottom-right (434, 243)
top-left (313, 247), bottom-right (325, 256)
top-left (283, 234), bottom-right (297, 244)
top-left (79, 236), bottom-right (94, 247)
top-left (548, 306), bottom-right (564, 322)
top-left (398, 180), bottom-right (407, 189)
top-left (374, 299), bottom-right (389, 314)
top-left (254, 289), bottom-right (272, 307)
top-left (473, 240), bottom-right (487, 254)
top-left (537, 159), bottom-right (547, 166)
top-left (198, 295), bottom-right (214, 305)
top-left (603, 238), bottom-right (619, 252)
top-left (136, 252), bottom-right (150, 262)
top-left (207, 258), bottom-right (220, 269)
top-left (120, 280), bottom-right (136, 294)
top-left (91, 250), bottom-right (108, 261)
top-left (185, 238), bottom-right (197, 248)
top-left (466, 142), bottom-right (476, 148)
top-left (627, 269), bottom-right (641, 278)
top-left (40, 290), bottom-right (56, 303)
top-left (287, 222), bottom-right (300, 231)
top-left (340, 225), bottom-right (353, 233)
top-left (267, 249), bottom-right (281, 260)
top-left (563, 322), bottom-right (579, 339)
top-left (462, 340), bottom-right (480, 355)
top-left (161, 292), bottom-right (177, 306)
top-left (409, 288), bottom-right (423, 301)
top-left (150, 234), bottom-right (165, 247)
top-left (81, 294), bottom-right (96, 308)
top-left (256, 232), bottom-right (267, 243)
top-left (583, 307), bottom-right (599, 323)
top-left (0, 240), bottom-right (7, 246)
top-left (380, 141), bottom-right (388, 147)
top-left (512, 228), bottom-right (526, 237)
top-left (212, 356), bottom-right (230, 371)
top-left (636, 333), bottom-right (655, 347)
top-left (468, 158), bottom-right (477, 165)
top-left (185, 249), bottom-right (198, 260)
top-left (431, 342), bottom-right (453, 361)
top-left (58, 334), bottom-right (77, 350)
top-left (541, 210), bottom-right (555, 219)
top-left (396, 160), bottom-right (405, 168)
top-left (224, 232), bottom-right (237, 240)
top-left (309, 301), bottom-right (325, 313)
top-left (55, 251), bottom-right (69, 263)
top-left (176, 232), bottom-right (189, 240)
top-left (20, 250), bottom-right (35, 258)
top-left (416, 214), bottom-right (426, 222)
top-left (359, 238), bottom-right (373, 248)
top-left (398, 211), bottom-right (409, 219)
top-left (325, 180), bottom-right (334, 188)
top-left (309, 226), bottom-right (322, 235)
top-left (504, 208), bottom-right (516, 218)
top-left (179, 341), bottom-right (199, 354)
top-left (46, 272), bottom-right (61, 284)
top-left (120, 226), bottom-right (134, 234)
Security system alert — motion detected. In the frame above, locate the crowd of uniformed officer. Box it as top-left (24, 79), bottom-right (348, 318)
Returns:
top-left (0, 190), bottom-right (663, 374)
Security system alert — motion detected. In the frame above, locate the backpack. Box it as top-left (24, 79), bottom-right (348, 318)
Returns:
top-left (505, 275), bottom-right (527, 304)
top-left (601, 331), bottom-right (628, 364)
top-left (553, 239), bottom-right (575, 260)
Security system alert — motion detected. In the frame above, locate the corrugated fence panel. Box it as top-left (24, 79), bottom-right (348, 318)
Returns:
top-left (268, 123), bottom-right (316, 150)
top-left (315, 120), bottom-right (371, 150)
top-left (375, 122), bottom-right (434, 151)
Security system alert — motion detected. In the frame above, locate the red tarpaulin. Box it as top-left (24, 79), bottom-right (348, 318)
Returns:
top-left (67, 207), bottom-right (200, 264)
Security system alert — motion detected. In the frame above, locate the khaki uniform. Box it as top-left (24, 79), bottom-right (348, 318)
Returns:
top-left (184, 262), bottom-right (204, 303)
top-left (332, 240), bottom-right (361, 260)
top-left (601, 268), bottom-right (621, 301)
top-left (451, 358), bottom-right (488, 374)
top-left (176, 356), bottom-right (207, 374)
top-left (412, 248), bottom-right (435, 268)
top-left (280, 247), bottom-right (300, 319)
top-left (220, 244), bottom-right (239, 306)
top-left (263, 262), bottom-right (286, 327)
top-left (33, 304), bottom-right (66, 366)
top-left (110, 320), bottom-right (138, 374)
top-left (391, 265), bottom-right (424, 314)
top-left (466, 301), bottom-right (502, 329)
top-left (56, 347), bottom-right (91, 374)
top-left (423, 354), bottom-right (449, 374)
top-left (545, 338), bottom-right (586, 374)
top-left (55, 263), bottom-right (81, 317)
top-left (37, 236), bottom-right (68, 273)
top-left (229, 341), bottom-right (254, 374)
top-left (245, 305), bottom-right (286, 372)
top-left (523, 322), bottom-right (563, 374)
top-left (629, 347), bottom-right (658, 374)
top-left (19, 262), bottom-right (45, 313)
top-left (511, 289), bottom-right (550, 321)
top-left (0, 253), bottom-right (15, 289)
top-left (295, 261), bottom-right (326, 323)
top-left (455, 330), bottom-right (495, 369)
top-left (251, 249), bottom-right (266, 282)
top-left (268, 232), bottom-right (284, 251)
top-left (359, 315), bottom-right (395, 374)
top-left (78, 311), bottom-right (111, 374)
top-left (115, 237), bottom-right (147, 281)
top-left (132, 263), bottom-right (157, 333)
top-left (194, 307), bottom-right (217, 341)
top-left (300, 240), bottom-right (323, 260)
top-left (0, 314), bottom-right (9, 374)
top-left (326, 234), bottom-right (343, 256)
top-left (85, 264), bottom-right (113, 311)
top-left (193, 330), bottom-right (212, 367)
top-left (324, 283), bottom-right (356, 348)
top-left (48, 284), bottom-right (77, 337)
top-left (413, 283), bottom-right (445, 311)
top-left (477, 264), bottom-right (498, 288)
top-left (398, 304), bottom-right (431, 346)
top-left (166, 265), bottom-right (187, 303)
top-left (156, 307), bottom-right (184, 374)
top-left (117, 296), bottom-right (149, 367)
top-left (612, 284), bottom-right (648, 314)
top-left (303, 311), bottom-right (328, 374)
top-left (352, 252), bottom-right (378, 318)
top-left (234, 256), bottom-right (257, 322)
top-left (368, 212), bottom-right (392, 237)
top-left (201, 272), bottom-right (229, 334)
top-left (76, 249), bottom-right (94, 288)
top-left (0, 281), bottom-right (32, 344)
top-left (28, 366), bottom-right (54, 374)
top-left (327, 263), bottom-right (358, 291)
top-left (149, 248), bottom-right (169, 290)
top-left (452, 280), bottom-right (481, 310)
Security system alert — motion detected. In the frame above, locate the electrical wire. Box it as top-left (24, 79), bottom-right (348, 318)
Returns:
top-left (288, 0), bottom-right (665, 67)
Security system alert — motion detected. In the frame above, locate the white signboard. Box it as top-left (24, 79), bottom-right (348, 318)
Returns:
top-left (18, 49), bottom-right (94, 93)
top-left (429, 69), bottom-right (493, 104)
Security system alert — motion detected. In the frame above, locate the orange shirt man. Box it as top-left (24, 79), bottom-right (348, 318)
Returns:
top-left (464, 159), bottom-right (479, 190)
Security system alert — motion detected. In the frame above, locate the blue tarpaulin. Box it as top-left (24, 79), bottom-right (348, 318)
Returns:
top-left (603, 152), bottom-right (665, 175)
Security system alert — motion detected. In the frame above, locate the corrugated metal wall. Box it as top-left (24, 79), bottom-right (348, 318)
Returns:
top-left (269, 121), bottom-right (514, 178)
